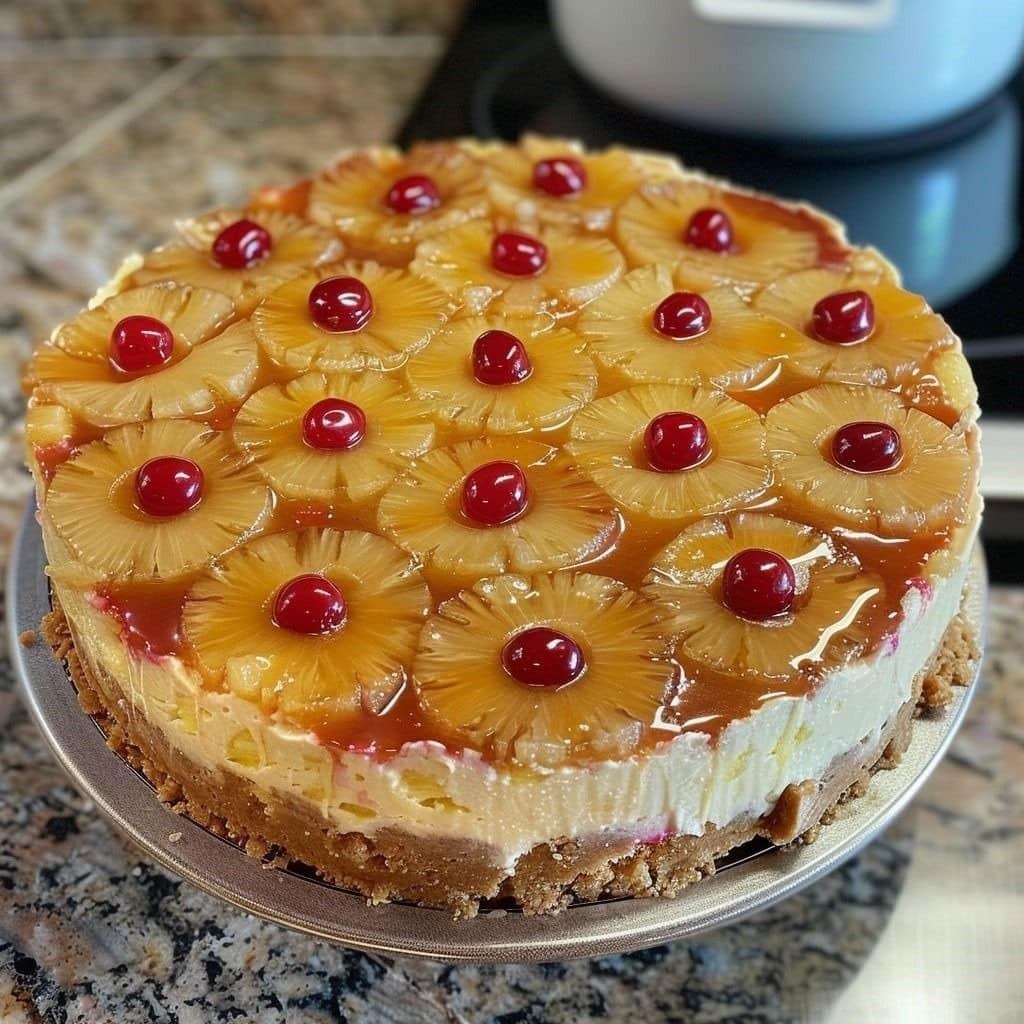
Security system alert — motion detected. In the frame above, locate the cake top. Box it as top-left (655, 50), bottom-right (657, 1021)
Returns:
top-left (25, 135), bottom-right (980, 770)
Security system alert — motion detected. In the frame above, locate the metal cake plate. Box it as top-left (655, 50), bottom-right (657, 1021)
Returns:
top-left (7, 502), bottom-right (987, 963)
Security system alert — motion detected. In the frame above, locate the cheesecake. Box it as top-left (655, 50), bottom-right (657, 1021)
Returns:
top-left (25, 136), bottom-right (982, 916)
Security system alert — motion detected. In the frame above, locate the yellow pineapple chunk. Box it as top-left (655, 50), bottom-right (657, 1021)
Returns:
top-left (577, 264), bottom-right (803, 388)
top-left (26, 284), bottom-right (257, 430)
top-left (410, 221), bottom-right (624, 316)
top-left (309, 142), bottom-right (490, 264)
top-left (567, 383), bottom-right (769, 520)
top-left (183, 529), bottom-right (430, 729)
top-left (615, 178), bottom-right (834, 289)
top-left (484, 134), bottom-right (652, 232)
top-left (765, 383), bottom-right (975, 536)
top-left (754, 267), bottom-right (954, 386)
top-left (131, 208), bottom-right (341, 314)
top-left (252, 261), bottom-right (452, 373)
top-left (24, 402), bottom-right (75, 449)
top-left (232, 370), bottom-right (435, 503)
top-left (46, 419), bottom-right (271, 583)
top-left (377, 437), bottom-right (620, 579)
top-left (646, 512), bottom-right (883, 680)
top-left (404, 314), bottom-right (597, 435)
top-left (414, 572), bottom-right (678, 767)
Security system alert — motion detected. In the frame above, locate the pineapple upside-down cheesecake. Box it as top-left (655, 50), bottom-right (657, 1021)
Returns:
top-left (25, 136), bottom-right (982, 916)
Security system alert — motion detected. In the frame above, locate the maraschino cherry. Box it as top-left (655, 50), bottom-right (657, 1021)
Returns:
top-left (302, 398), bottom-right (367, 451)
top-left (273, 574), bottom-right (347, 636)
top-left (491, 231), bottom-right (548, 277)
top-left (832, 421), bottom-right (902, 473)
top-left (109, 315), bottom-right (174, 373)
top-left (385, 174), bottom-right (441, 215)
top-left (812, 290), bottom-right (875, 343)
top-left (652, 291), bottom-right (712, 340)
top-left (684, 207), bottom-right (733, 253)
top-left (502, 626), bottom-right (586, 687)
top-left (461, 461), bottom-right (529, 525)
top-left (722, 548), bottom-right (796, 621)
top-left (211, 218), bottom-right (272, 269)
top-left (134, 457), bottom-right (204, 517)
top-left (308, 276), bottom-right (373, 332)
top-left (644, 412), bottom-right (710, 472)
top-left (472, 329), bottom-right (533, 386)
top-left (533, 156), bottom-right (587, 197)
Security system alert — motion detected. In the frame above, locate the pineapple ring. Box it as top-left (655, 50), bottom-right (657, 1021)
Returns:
top-left (308, 142), bottom-right (490, 264)
top-left (26, 285), bottom-right (259, 430)
top-left (766, 383), bottom-right (975, 536)
top-left (414, 572), bottom-right (679, 767)
top-left (753, 267), bottom-right (954, 386)
top-left (131, 208), bottom-right (342, 314)
top-left (377, 437), bottom-right (621, 578)
top-left (646, 512), bottom-right (884, 681)
top-left (252, 261), bottom-right (452, 373)
top-left (409, 221), bottom-right (625, 316)
top-left (232, 370), bottom-right (436, 503)
top-left (403, 314), bottom-right (598, 435)
top-left (183, 528), bottom-right (431, 731)
top-left (615, 178), bottom-right (835, 290)
top-left (46, 419), bottom-right (271, 583)
top-left (567, 383), bottom-right (770, 520)
top-left (577, 264), bottom-right (804, 388)
top-left (484, 134), bottom-right (652, 233)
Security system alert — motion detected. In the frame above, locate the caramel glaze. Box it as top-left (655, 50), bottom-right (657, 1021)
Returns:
top-left (40, 226), bottom-right (971, 762)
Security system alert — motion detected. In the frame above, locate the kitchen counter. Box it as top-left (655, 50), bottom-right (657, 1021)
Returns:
top-left (1, 4), bottom-right (1022, 1020)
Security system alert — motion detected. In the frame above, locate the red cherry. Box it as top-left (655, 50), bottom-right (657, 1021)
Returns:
top-left (273, 574), bottom-right (347, 636)
top-left (491, 231), bottom-right (548, 277)
top-left (308, 276), bottom-right (374, 333)
top-left (644, 412), bottom-right (710, 472)
top-left (832, 421), bottom-right (902, 473)
top-left (652, 291), bottom-right (712, 340)
top-left (684, 207), bottom-right (734, 253)
top-left (385, 174), bottom-right (441, 215)
top-left (532, 156), bottom-right (587, 197)
top-left (461, 460), bottom-right (529, 525)
top-left (501, 626), bottom-right (586, 687)
top-left (109, 315), bottom-right (174, 373)
top-left (472, 329), bottom-right (533, 386)
top-left (811, 290), bottom-right (875, 343)
top-left (722, 549), bottom-right (796, 622)
top-left (211, 218), bottom-right (272, 269)
top-left (134, 457), bottom-right (204, 517)
top-left (302, 398), bottom-right (367, 451)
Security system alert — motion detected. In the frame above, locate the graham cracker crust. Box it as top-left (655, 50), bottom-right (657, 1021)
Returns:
top-left (41, 596), bottom-right (979, 918)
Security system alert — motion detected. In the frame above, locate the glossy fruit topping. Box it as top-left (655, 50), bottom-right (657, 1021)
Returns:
top-left (471, 329), bottom-right (533, 386)
top-left (385, 174), bottom-right (442, 215)
top-left (461, 460), bottom-right (529, 525)
top-left (272, 573), bottom-right (347, 636)
top-left (211, 218), bottom-right (272, 269)
top-left (109, 315), bottom-right (174, 373)
top-left (652, 291), bottom-right (713, 340)
top-left (308, 276), bottom-right (374, 333)
top-left (491, 231), bottom-right (548, 277)
top-left (644, 412), bottom-right (710, 472)
top-left (831, 420), bottom-right (902, 473)
top-left (811, 290), bottom-right (875, 343)
top-left (532, 156), bottom-right (587, 197)
top-left (684, 207), bottom-right (734, 253)
top-left (721, 548), bottom-right (796, 621)
top-left (301, 397), bottom-right (368, 451)
top-left (501, 626), bottom-right (586, 687)
top-left (134, 457), bottom-right (204, 517)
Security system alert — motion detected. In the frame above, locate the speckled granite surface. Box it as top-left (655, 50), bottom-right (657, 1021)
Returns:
top-left (1, 5), bottom-right (1022, 1021)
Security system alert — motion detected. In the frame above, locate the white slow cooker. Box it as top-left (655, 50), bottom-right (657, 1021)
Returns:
top-left (551, 0), bottom-right (1024, 140)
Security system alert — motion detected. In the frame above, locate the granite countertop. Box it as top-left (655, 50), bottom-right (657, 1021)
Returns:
top-left (1, 5), bottom-right (1022, 1021)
